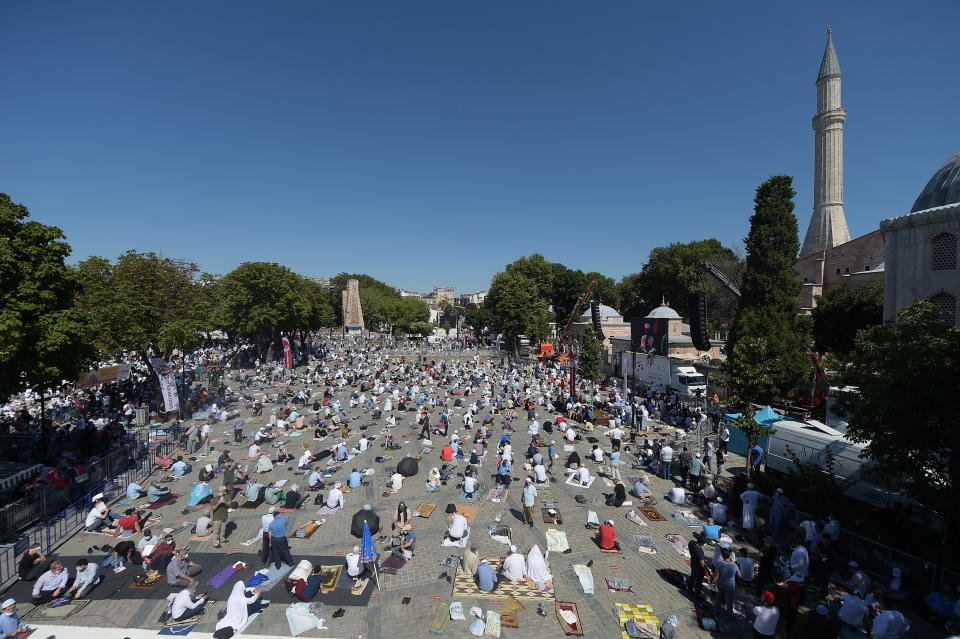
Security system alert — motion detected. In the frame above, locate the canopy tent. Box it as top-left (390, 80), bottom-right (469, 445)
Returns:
top-left (722, 405), bottom-right (781, 456)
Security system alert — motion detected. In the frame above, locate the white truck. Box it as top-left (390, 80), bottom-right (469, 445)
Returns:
top-left (624, 352), bottom-right (707, 396)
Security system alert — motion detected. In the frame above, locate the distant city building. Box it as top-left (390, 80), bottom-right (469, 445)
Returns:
top-left (430, 286), bottom-right (456, 301)
top-left (398, 289), bottom-right (422, 299)
top-left (458, 291), bottom-right (487, 306)
top-left (304, 276), bottom-right (331, 288)
top-left (881, 151), bottom-right (960, 325)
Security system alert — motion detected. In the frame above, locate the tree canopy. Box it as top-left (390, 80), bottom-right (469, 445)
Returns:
top-left (724, 176), bottom-right (810, 405)
top-left (0, 193), bottom-right (95, 397)
top-left (577, 325), bottom-right (604, 384)
top-left (328, 273), bottom-right (402, 329)
top-left (841, 301), bottom-right (960, 523)
top-left (483, 270), bottom-right (552, 350)
top-left (75, 250), bottom-right (210, 359)
top-left (812, 280), bottom-right (884, 357)
top-left (618, 239), bottom-right (743, 328)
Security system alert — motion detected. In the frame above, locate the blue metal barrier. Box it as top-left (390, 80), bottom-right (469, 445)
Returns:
top-left (0, 432), bottom-right (175, 587)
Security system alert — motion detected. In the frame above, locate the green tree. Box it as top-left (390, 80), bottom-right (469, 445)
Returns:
top-left (583, 272), bottom-right (619, 311)
top-left (618, 239), bottom-right (743, 325)
top-left (812, 280), bottom-right (884, 357)
top-left (0, 193), bottom-right (95, 400)
top-left (842, 301), bottom-right (960, 532)
top-left (505, 254), bottom-right (553, 300)
top-left (380, 297), bottom-right (430, 334)
top-left (724, 176), bottom-right (810, 404)
top-left (218, 262), bottom-right (310, 359)
top-left (484, 270), bottom-right (551, 354)
top-left (75, 251), bottom-right (210, 360)
top-left (463, 303), bottom-right (492, 337)
top-left (549, 264), bottom-right (589, 333)
top-left (577, 325), bottom-right (604, 385)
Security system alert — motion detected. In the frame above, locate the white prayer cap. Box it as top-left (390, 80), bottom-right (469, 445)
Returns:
top-left (695, 453), bottom-right (701, 458)
top-left (717, 497), bottom-right (724, 503)
top-left (334, 482), bottom-right (342, 488)
top-left (1, 599), bottom-right (13, 609)
top-left (353, 546), bottom-right (360, 553)
top-left (606, 520), bottom-right (615, 526)
top-left (92, 493), bottom-right (104, 502)
top-left (509, 545), bottom-right (517, 552)
top-left (776, 488), bottom-right (784, 494)
top-left (892, 567), bottom-right (902, 577)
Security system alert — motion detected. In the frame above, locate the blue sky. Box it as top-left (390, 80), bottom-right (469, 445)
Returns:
top-left (2, 1), bottom-right (957, 294)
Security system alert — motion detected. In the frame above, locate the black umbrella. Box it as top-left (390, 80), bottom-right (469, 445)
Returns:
top-left (397, 456), bottom-right (419, 477)
top-left (351, 506), bottom-right (380, 538)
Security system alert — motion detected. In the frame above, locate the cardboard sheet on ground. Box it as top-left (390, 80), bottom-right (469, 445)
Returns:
top-left (572, 564), bottom-right (594, 594)
top-left (546, 528), bottom-right (570, 553)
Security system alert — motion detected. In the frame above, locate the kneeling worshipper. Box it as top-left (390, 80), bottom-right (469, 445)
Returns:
top-left (326, 482), bottom-right (344, 510)
top-left (667, 485), bottom-right (686, 506)
top-left (596, 520), bottom-right (617, 550)
top-left (425, 467), bottom-right (441, 492)
top-left (171, 582), bottom-right (207, 623)
top-left (291, 564), bottom-right (325, 602)
top-left (476, 559), bottom-right (498, 592)
top-left (525, 545), bottom-right (552, 590)
top-left (447, 507), bottom-right (469, 542)
top-left (710, 496), bottom-right (729, 524)
top-left (31, 561), bottom-right (68, 604)
top-left (574, 466), bottom-right (592, 486)
top-left (256, 454), bottom-right (273, 473)
top-left (188, 482), bottom-right (213, 508)
top-left (459, 545), bottom-right (480, 576)
top-left (68, 558), bottom-right (99, 599)
top-left (501, 546), bottom-right (526, 581)
top-left (284, 484), bottom-right (302, 509)
top-left (346, 546), bottom-right (367, 580)
top-left (214, 582), bottom-right (265, 638)
top-left (0, 599), bottom-right (27, 638)
top-left (198, 464), bottom-right (216, 481)
top-left (605, 480), bottom-right (627, 507)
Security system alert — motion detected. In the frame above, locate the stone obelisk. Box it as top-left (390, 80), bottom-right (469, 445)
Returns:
top-left (342, 279), bottom-right (364, 334)
top-left (800, 28), bottom-right (852, 259)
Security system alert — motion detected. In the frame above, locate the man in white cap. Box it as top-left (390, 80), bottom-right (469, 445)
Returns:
top-left (840, 561), bottom-right (872, 595)
top-left (345, 546), bottom-right (364, 579)
top-left (0, 599), bottom-right (27, 637)
top-left (326, 482), bottom-right (344, 510)
top-left (501, 545), bottom-right (525, 582)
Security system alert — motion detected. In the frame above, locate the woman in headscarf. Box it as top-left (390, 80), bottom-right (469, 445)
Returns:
top-left (525, 544), bottom-right (552, 590)
top-left (392, 502), bottom-right (412, 533)
top-left (213, 581), bottom-right (264, 638)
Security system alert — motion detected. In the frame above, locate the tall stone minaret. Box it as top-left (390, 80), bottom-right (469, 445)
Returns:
top-left (800, 28), bottom-right (852, 259)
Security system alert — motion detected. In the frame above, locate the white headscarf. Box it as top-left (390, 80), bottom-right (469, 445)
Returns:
top-left (216, 581), bottom-right (254, 632)
top-left (525, 545), bottom-right (551, 585)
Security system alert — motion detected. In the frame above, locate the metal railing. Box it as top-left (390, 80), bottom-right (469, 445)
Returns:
top-left (0, 429), bottom-right (176, 587)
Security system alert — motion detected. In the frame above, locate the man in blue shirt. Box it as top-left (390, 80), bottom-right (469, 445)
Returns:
top-left (395, 523), bottom-right (416, 559)
top-left (268, 514), bottom-right (294, 569)
top-left (147, 483), bottom-right (171, 503)
top-left (308, 469), bottom-right (323, 489)
top-left (127, 481), bottom-right (146, 500)
top-left (476, 559), bottom-right (497, 592)
top-left (335, 443), bottom-right (348, 462)
top-left (348, 469), bottom-right (362, 489)
top-left (0, 599), bottom-right (26, 637)
top-left (749, 444), bottom-right (765, 474)
top-left (170, 456), bottom-right (191, 479)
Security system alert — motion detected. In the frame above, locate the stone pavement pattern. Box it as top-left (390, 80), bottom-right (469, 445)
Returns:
top-left (8, 355), bottom-right (771, 639)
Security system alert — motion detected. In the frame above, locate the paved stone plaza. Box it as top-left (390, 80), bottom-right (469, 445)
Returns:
top-left (0, 355), bottom-right (847, 638)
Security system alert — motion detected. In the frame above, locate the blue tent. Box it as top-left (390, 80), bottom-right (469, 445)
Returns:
top-left (722, 405), bottom-right (781, 456)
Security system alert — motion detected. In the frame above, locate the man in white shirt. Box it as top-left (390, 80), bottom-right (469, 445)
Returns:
top-left (389, 471), bottom-right (403, 492)
top-left (297, 450), bottom-right (312, 470)
top-left (247, 443), bottom-right (262, 459)
top-left (307, 469), bottom-right (323, 489)
top-left (501, 545), bottom-right (525, 581)
top-left (261, 506), bottom-right (276, 533)
top-left (533, 463), bottom-right (548, 484)
top-left (789, 541), bottom-right (810, 578)
top-left (171, 582), bottom-right (206, 622)
top-left (660, 444), bottom-right (674, 480)
top-left (591, 446), bottom-right (604, 463)
top-left (345, 546), bottom-right (364, 578)
top-left (68, 559), bottom-right (98, 599)
top-left (326, 482), bottom-right (344, 510)
top-left (447, 509), bottom-right (469, 541)
top-left (710, 497), bottom-right (728, 525)
top-left (358, 436), bottom-right (369, 452)
top-left (872, 601), bottom-right (910, 639)
top-left (575, 466), bottom-right (591, 486)
top-left (463, 474), bottom-right (477, 499)
top-left (838, 591), bottom-right (868, 628)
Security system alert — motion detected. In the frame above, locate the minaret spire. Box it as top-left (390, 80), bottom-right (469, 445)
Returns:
top-left (800, 29), bottom-right (851, 259)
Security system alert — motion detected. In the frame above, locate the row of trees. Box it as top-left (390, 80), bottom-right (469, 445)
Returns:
top-left (0, 192), bottom-right (430, 403)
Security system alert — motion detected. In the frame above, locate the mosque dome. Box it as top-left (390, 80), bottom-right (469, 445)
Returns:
top-left (644, 304), bottom-right (681, 319)
top-left (910, 151), bottom-right (960, 213)
top-left (579, 304), bottom-right (622, 321)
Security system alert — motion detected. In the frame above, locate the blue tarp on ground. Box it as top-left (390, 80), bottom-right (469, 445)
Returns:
top-left (722, 405), bottom-right (780, 456)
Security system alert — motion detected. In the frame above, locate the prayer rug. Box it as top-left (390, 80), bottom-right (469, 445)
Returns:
top-left (541, 508), bottom-right (562, 524)
top-left (664, 534), bottom-right (691, 559)
top-left (146, 495), bottom-right (182, 510)
top-left (546, 529), bottom-right (570, 553)
top-left (572, 564), bottom-right (594, 594)
top-left (158, 625), bottom-right (195, 636)
top-left (257, 564), bottom-right (293, 591)
top-left (633, 535), bottom-right (658, 554)
top-left (449, 504), bottom-right (478, 525)
top-left (614, 603), bottom-right (659, 639)
top-left (536, 487), bottom-right (558, 504)
top-left (379, 555), bottom-right (406, 575)
top-left (319, 565), bottom-right (343, 593)
top-left (555, 600), bottom-right (584, 636)
top-left (638, 505), bottom-right (666, 522)
top-left (429, 599), bottom-right (450, 635)
top-left (190, 535), bottom-right (213, 542)
top-left (564, 473), bottom-right (595, 488)
top-left (294, 521), bottom-right (322, 539)
top-left (20, 599), bottom-right (90, 622)
top-left (206, 561), bottom-right (246, 588)
top-left (485, 488), bottom-right (508, 503)
top-left (162, 600), bottom-right (217, 627)
top-left (500, 596), bottom-right (524, 628)
top-left (485, 610), bottom-right (501, 637)
top-left (415, 502), bottom-right (437, 518)
top-left (350, 577), bottom-right (369, 596)
top-left (161, 523), bottom-right (192, 536)
top-left (593, 537), bottom-right (623, 553)
top-left (605, 577), bottom-right (634, 592)
top-left (672, 510), bottom-right (701, 527)
top-left (452, 559), bottom-right (555, 601)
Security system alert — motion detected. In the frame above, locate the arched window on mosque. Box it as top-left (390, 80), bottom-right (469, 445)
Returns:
top-left (929, 291), bottom-right (957, 326)
top-left (931, 232), bottom-right (957, 271)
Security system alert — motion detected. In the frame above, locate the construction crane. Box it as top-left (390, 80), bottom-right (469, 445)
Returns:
top-left (701, 261), bottom-right (741, 298)
top-left (557, 279), bottom-right (598, 349)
